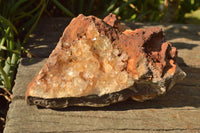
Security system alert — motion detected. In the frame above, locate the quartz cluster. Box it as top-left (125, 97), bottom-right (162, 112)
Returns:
top-left (25, 13), bottom-right (186, 108)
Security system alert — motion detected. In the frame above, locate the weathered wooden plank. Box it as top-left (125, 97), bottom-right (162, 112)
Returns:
top-left (4, 98), bottom-right (200, 133)
top-left (4, 18), bottom-right (200, 132)
top-left (4, 58), bottom-right (200, 133)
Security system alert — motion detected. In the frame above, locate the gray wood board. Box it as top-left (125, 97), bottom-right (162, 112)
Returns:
top-left (4, 18), bottom-right (200, 133)
top-left (4, 59), bottom-right (200, 132)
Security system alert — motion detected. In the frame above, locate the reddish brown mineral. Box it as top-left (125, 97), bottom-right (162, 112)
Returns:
top-left (25, 13), bottom-right (186, 108)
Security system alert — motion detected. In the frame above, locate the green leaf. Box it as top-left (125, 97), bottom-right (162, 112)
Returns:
top-left (102, 0), bottom-right (118, 17)
top-left (23, 1), bottom-right (47, 44)
top-left (3, 56), bottom-right (11, 76)
top-left (52, 0), bottom-right (75, 17)
top-left (10, 51), bottom-right (20, 82)
top-left (0, 44), bottom-right (20, 54)
top-left (14, 0), bottom-right (43, 21)
top-left (0, 27), bottom-right (9, 47)
top-left (10, 0), bottom-right (28, 15)
top-left (113, 0), bottom-right (136, 15)
top-left (71, 0), bottom-right (75, 14)
top-left (0, 64), bottom-right (11, 91)
top-left (0, 15), bottom-right (18, 34)
top-left (86, 0), bottom-right (94, 15)
top-left (130, 14), bottom-right (136, 21)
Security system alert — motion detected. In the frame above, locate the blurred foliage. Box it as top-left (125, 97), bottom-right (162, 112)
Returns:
top-left (47, 0), bottom-right (200, 23)
top-left (0, 0), bottom-right (48, 91)
top-left (185, 9), bottom-right (200, 24)
top-left (0, 0), bottom-right (200, 92)
top-left (178, 0), bottom-right (200, 23)
top-left (47, 0), bottom-right (165, 22)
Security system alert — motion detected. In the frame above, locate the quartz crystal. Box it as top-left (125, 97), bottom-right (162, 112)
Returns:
top-left (25, 13), bottom-right (186, 108)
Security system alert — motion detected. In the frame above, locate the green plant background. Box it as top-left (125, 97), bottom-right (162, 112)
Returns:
top-left (0, 0), bottom-right (200, 92)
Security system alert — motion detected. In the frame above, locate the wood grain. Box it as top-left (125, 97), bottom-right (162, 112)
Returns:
top-left (4, 18), bottom-right (200, 133)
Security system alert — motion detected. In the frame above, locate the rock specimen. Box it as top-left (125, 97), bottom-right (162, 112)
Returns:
top-left (25, 13), bottom-right (186, 108)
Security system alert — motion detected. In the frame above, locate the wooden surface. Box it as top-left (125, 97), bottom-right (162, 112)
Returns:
top-left (4, 18), bottom-right (200, 133)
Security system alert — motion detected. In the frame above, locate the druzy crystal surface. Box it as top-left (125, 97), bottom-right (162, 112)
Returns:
top-left (25, 14), bottom-right (186, 108)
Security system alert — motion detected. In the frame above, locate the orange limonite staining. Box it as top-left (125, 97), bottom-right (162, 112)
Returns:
top-left (25, 13), bottom-right (186, 108)
top-left (27, 23), bottom-right (134, 99)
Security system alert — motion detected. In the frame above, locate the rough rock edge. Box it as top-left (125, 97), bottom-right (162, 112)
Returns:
top-left (26, 65), bottom-right (185, 109)
top-left (25, 13), bottom-right (186, 108)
